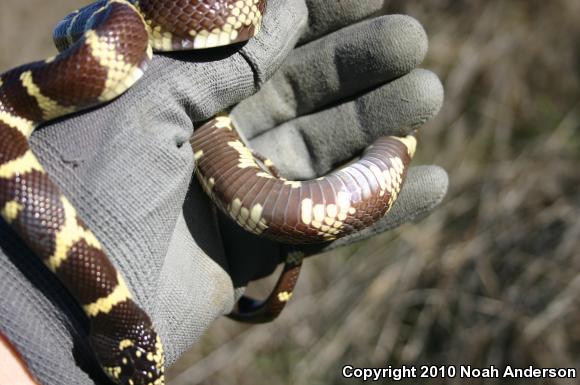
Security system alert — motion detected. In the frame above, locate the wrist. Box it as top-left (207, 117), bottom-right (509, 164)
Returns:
top-left (0, 332), bottom-right (39, 385)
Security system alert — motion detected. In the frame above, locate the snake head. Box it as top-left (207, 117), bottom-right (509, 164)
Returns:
top-left (95, 335), bottom-right (164, 385)
top-left (113, 337), bottom-right (165, 385)
top-left (99, 332), bottom-right (165, 385)
top-left (115, 337), bottom-right (165, 385)
top-left (90, 304), bottom-right (165, 385)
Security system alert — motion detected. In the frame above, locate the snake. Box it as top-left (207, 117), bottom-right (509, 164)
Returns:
top-left (0, 0), bottom-right (417, 384)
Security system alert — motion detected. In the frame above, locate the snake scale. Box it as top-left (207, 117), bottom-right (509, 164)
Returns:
top-left (0, 0), bottom-right (416, 384)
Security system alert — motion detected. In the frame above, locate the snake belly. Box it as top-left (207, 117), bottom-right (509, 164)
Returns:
top-left (191, 116), bottom-right (417, 321)
top-left (0, 1), bottom-right (265, 384)
top-left (193, 116), bottom-right (417, 243)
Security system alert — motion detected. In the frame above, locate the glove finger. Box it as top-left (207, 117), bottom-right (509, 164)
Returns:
top-left (248, 69), bottom-right (444, 179)
top-left (239, 0), bottom-right (307, 85)
top-left (299, 0), bottom-right (386, 45)
top-left (233, 15), bottom-right (428, 139)
top-left (146, 0), bottom-right (305, 119)
top-left (299, 165), bottom-right (449, 256)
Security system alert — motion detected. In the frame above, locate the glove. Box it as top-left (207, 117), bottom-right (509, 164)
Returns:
top-left (0, 1), bottom-right (446, 385)
top-left (217, 4), bottom-right (447, 285)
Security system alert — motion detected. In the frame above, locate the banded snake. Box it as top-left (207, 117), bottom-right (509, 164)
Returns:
top-left (0, 1), bottom-right (417, 384)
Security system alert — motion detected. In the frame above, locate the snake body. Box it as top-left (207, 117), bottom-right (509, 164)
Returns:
top-left (192, 117), bottom-right (416, 322)
top-left (193, 117), bottom-right (416, 243)
top-left (0, 1), bottom-right (415, 384)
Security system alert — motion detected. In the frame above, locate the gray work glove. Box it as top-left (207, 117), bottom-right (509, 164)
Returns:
top-left (0, 1), bottom-right (446, 384)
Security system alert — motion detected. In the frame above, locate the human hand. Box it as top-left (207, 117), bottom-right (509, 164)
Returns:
top-left (221, 3), bottom-right (447, 289)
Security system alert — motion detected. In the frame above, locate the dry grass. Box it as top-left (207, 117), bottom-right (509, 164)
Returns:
top-left (2, 1), bottom-right (579, 384)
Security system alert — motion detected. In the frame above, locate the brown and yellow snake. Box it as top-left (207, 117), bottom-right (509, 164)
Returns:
top-left (0, 1), bottom-right (416, 383)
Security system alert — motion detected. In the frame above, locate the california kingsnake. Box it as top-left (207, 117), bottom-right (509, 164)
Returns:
top-left (0, 1), bottom-right (416, 384)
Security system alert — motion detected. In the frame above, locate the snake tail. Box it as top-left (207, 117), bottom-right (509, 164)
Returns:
top-left (229, 249), bottom-right (305, 323)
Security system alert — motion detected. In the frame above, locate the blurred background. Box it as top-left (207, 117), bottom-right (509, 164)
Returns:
top-left (2, 1), bottom-right (579, 384)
